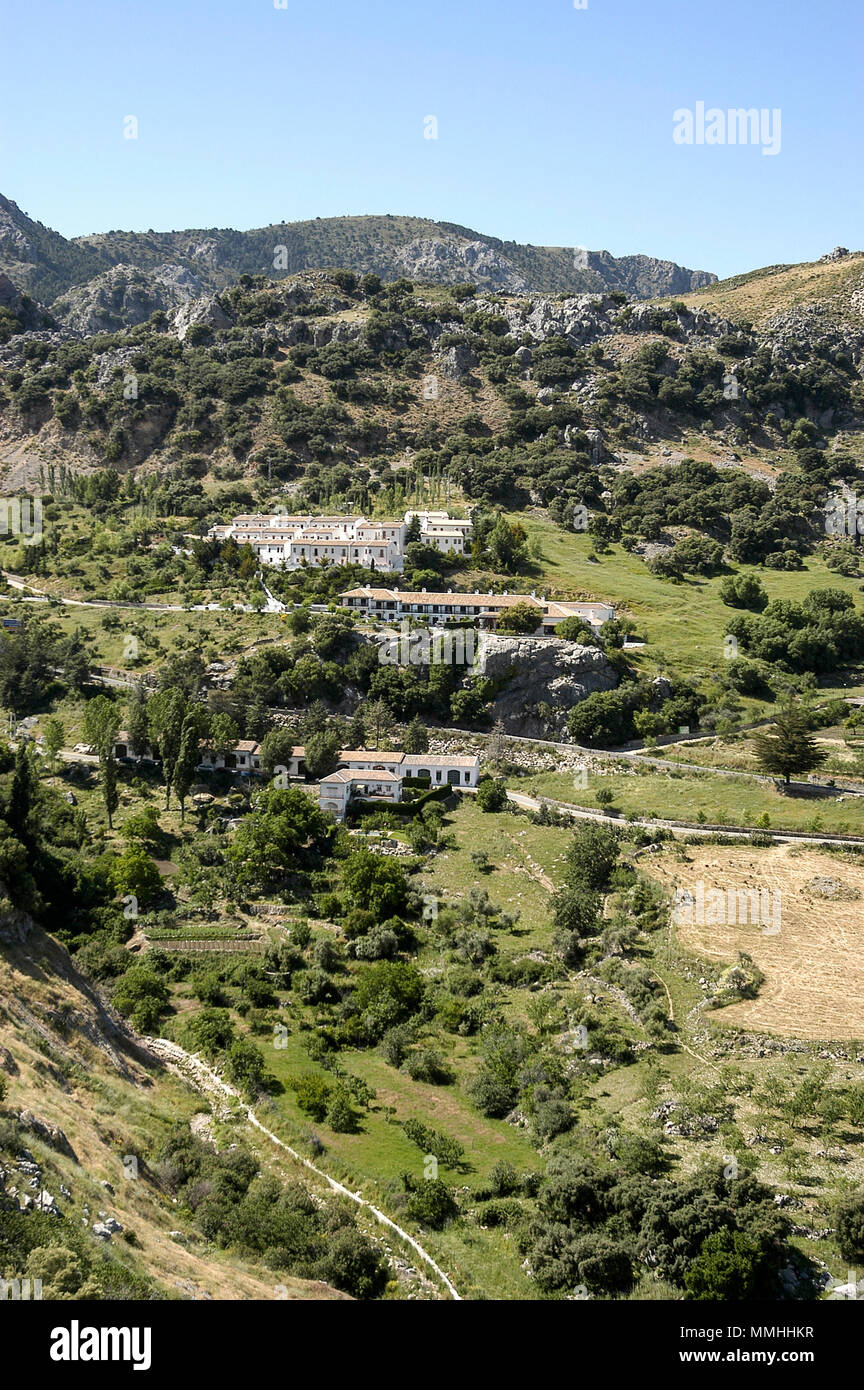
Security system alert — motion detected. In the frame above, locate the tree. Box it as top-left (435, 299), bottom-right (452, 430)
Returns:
top-left (259, 726), bottom-right (299, 777)
top-left (60, 628), bottom-right (91, 691)
top-left (487, 516), bottom-right (528, 573)
top-left (7, 744), bottom-right (38, 841)
top-left (317, 1228), bottom-right (387, 1301)
top-left (552, 884), bottom-right (602, 963)
top-left (564, 821), bottom-right (619, 891)
top-left (555, 616), bottom-right (598, 645)
top-left (342, 848), bottom-right (409, 917)
top-left (752, 707), bottom-right (828, 786)
top-left (344, 712), bottom-right (366, 748)
top-left (476, 778), bottom-right (507, 812)
top-left (82, 694), bottom-right (120, 759)
top-left (363, 697), bottom-right (393, 749)
top-left (173, 715), bottom-right (202, 821)
top-left (110, 844), bottom-right (162, 910)
top-left (304, 727), bottom-right (342, 780)
top-left (405, 1177), bottom-right (458, 1229)
top-left (226, 786), bottom-right (333, 894)
top-left (836, 1197), bottom-right (864, 1263)
top-left (121, 806), bottom-right (164, 853)
top-left (495, 601), bottom-right (540, 635)
top-left (113, 964), bottom-right (169, 1032)
top-left (720, 573), bottom-right (768, 612)
top-left (126, 685), bottom-right (150, 756)
top-left (683, 1229), bottom-right (764, 1300)
top-left (353, 960), bottom-right (424, 1027)
top-left (147, 686), bottom-right (189, 808)
top-left (403, 714), bottom-right (429, 754)
top-left (210, 711), bottom-right (239, 759)
top-left (83, 695), bottom-right (122, 828)
top-left (101, 747), bottom-right (119, 829)
top-left (42, 715), bottom-right (65, 778)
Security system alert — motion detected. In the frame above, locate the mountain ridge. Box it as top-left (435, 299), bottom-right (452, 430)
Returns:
top-left (0, 194), bottom-right (716, 305)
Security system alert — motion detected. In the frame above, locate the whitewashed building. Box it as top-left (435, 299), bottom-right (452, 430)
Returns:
top-left (206, 510), bottom-right (472, 573)
top-left (339, 586), bottom-right (615, 632)
top-left (317, 748), bottom-right (480, 820)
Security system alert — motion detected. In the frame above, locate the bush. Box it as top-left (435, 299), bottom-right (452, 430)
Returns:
top-left (291, 1073), bottom-right (333, 1122)
top-left (404, 1178), bottom-right (459, 1229)
top-left (476, 778), bottom-right (507, 812)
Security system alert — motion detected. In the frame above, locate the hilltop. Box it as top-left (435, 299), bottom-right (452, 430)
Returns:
top-left (0, 193), bottom-right (715, 306)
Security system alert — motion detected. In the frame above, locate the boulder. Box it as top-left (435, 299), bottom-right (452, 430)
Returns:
top-left (16, 1110), bottom-right (77, 1160)
top-left (436, 343), bottom-right (478, 379)
top-left (173, 294), bottom-right (233, 341)
top-left (476, 634), bottom-right (618, 738)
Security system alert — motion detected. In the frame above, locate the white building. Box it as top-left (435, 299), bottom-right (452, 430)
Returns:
top-left (318, 748), bottom-right (480, 820)
top-left (338, 586), bottom-right (615, 632)
top-left (206, 510), bottom-right (472, 572)
top-left (318, 768), bottom-right (403, 820)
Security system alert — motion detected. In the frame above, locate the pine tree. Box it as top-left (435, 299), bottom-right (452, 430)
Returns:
top-left (752, 707), bottom-right (827, 786)
top-left (403, 714), bottom-right (429, 754)
top-left (8, 744), bottom-right (37, 840)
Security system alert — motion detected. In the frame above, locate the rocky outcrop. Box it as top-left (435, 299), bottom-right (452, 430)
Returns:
top-left (173, 292), bottom-right (233, 341)
top-left (477, 634), bottom-right (618, 738)
top-left (52, 263), bottom-right (204, 333)
top-left (394, 236), bottom-right (528, 291)
top-left (435, 342), bottom-right (478, 379)
top-left (15, 1110), bottom-right (77, 1161)
top-left (0, 904), bottom-right (35, 945)
top-left (0, 273), bottom-right (53, 331)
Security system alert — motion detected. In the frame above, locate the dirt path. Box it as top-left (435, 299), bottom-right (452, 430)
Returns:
top-left (144, 1036), bottom-right (461, 1301)
top-left (503, 832), bottom-right (556, 892)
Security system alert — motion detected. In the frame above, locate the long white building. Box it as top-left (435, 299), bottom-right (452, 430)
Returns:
top-left (339, 586), bottom-right (615, 632)
top-left (207, 510), bottom-right (472, 572)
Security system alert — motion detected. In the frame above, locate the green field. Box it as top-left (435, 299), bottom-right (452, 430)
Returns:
top-left (516, 764), bottom-right (864, 834)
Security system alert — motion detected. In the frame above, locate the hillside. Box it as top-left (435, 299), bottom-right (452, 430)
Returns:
top-left (0, 913), bottom-right (352, 1300)
top-left (677, 248), bottom-right (864, 341)
top-left (2, 227), bottom-right (864, 1305)
top-left (0, 194), bottom-right (715, 307)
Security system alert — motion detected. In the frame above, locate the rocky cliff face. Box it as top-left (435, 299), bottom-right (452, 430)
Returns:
top-left (477, 634), bottom-right (619, 738)
top-left (51, 263), bottom-right (205, 333)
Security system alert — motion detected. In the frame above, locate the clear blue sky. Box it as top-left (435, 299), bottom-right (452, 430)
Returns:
top-left (2, 0), bottom-right (861, 279)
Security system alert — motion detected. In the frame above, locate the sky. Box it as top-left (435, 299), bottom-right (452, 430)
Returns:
top-left (2, 0), bottom-right (861, 280)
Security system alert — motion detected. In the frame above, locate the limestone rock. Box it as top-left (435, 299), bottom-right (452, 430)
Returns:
top-left (173, 293), bottom-right (233, 341)
top-left (477, 633), bottom-right (618, 738)
top-left (436, 343), bottom-right (478, 379)
top-left (15, 1110), bottom-right (77, 1160)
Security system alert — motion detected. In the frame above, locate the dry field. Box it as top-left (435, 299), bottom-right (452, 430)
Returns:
top-left (646, 843), bottom-right (864, 1042)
